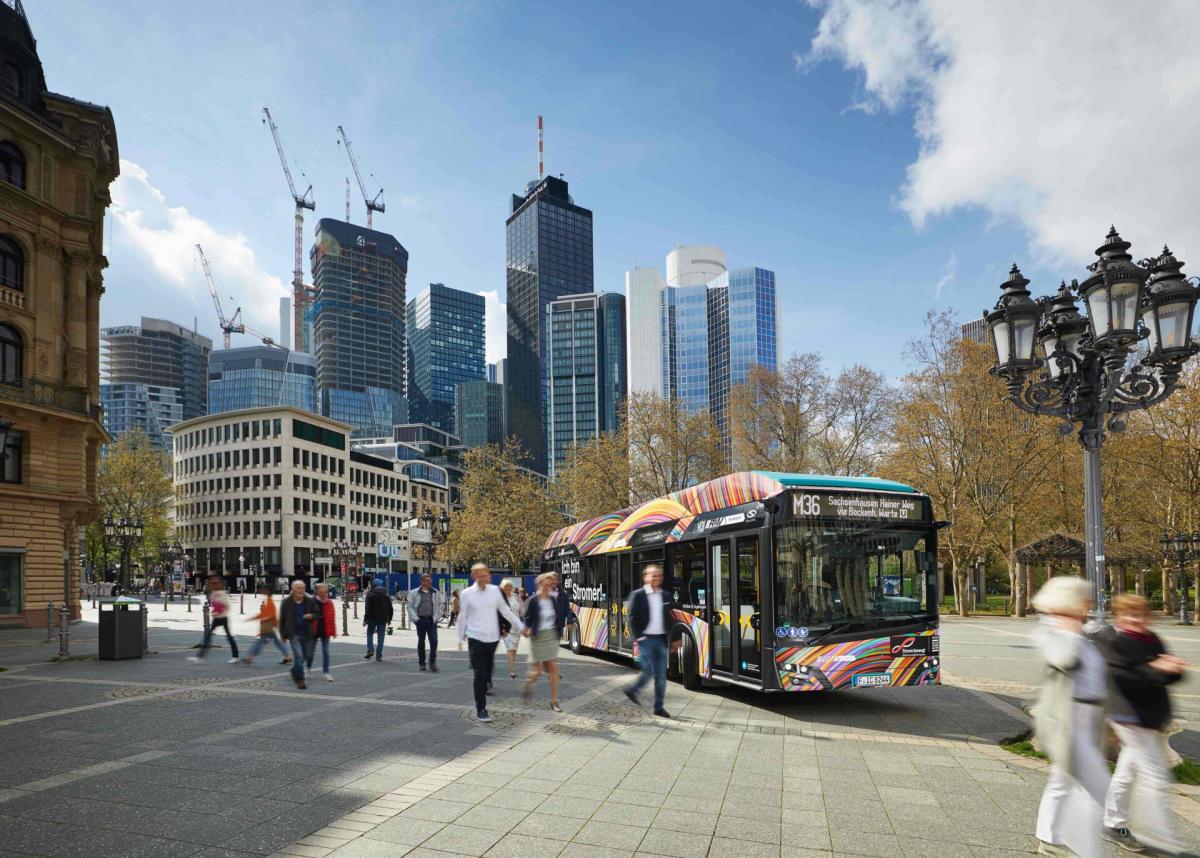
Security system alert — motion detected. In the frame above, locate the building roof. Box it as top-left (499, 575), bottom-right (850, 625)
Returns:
top-left (169, 404), bottom-right (352, 435)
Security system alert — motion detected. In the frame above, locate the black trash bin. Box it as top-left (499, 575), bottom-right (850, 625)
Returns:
top-left (98, 600), bottom-right (144, 660)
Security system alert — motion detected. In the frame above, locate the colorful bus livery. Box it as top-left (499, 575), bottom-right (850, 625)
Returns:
top-left (542, 472), bottom-right (941, 693)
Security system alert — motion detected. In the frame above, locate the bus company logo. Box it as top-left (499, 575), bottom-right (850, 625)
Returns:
top-left (889, 636), bottom-right (929, 657)
top-left (830, 653), bottom-right (857, 663)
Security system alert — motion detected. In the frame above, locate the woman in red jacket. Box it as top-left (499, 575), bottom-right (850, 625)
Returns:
top-left (309, 583), bottom-right (337, 682)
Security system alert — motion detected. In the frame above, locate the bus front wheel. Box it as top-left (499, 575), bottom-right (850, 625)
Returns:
top-left (674, 633), bottom-right (701, 690)
top-left (568, 623), bottom-right (582, 654)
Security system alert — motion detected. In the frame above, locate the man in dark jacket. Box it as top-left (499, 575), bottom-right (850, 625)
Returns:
top-left (623, 564), bottom-right (679, 718)
top-left (362, 578), bottom-right (393, 662)
top-left (1098, 594), bottom-right (1187, 854)
top-left (278, 580), bottom-right (319, 689)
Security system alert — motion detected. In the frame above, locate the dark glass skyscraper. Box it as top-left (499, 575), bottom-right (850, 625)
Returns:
top-left (406, 283), bottom-right (485, 433)
top-left (208, 346), bottom-right (317, 415)
top-left (455, 380), bottom-right (505, 449)
top-left (506, 175), bottom-right (593, 474)
top-left (545, 292), bottom-right (626, 479)
top-left (310, 219), bottom-right (408, 438)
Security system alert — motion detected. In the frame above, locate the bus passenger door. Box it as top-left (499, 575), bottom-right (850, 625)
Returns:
top-left (735, 534), bottom-right (762, 678)
top-left (607, 556), bottom-right (621, 653)
top-left (709, 540), bottom-right (733, 674)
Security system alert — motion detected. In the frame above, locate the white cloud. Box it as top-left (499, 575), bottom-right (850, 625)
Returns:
top-left (111, 159), bottom-right (287, 340)
top-left (802, 0), bottom-right (1200, 267)
top-left (934, 252), bottom-right (956, 302)
top-left (478, 289), bottom-right (506, 364)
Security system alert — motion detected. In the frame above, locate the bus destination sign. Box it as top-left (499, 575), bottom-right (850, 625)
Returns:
top-left (790, 491), bottom-right (928, 523)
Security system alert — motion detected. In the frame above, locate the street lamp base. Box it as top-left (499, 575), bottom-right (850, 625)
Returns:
top-left (1177, 620), bottom-right (1193, 626)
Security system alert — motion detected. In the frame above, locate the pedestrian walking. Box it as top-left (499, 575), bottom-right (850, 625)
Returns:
top-left (447, 589), bottom-right (460, 627)
top-left (500, 579), bottom-right (524, 679)
top-left (309, 583), bottom-right (337, 682)
top-left (457, 563), bottom-right (523, 723)
top-left (362, 577), bottom-right (393, 662)
top-left (279, 580), bottom-right (318, 689)
top-left (622, 564), bottom-right (679, 719)
top-left (188, 576), bottom-right (240, 664)
top-left (1098, 594), bottom-right (1189, 854)
top-left (521, 572), bottom-right (566, 712)
top-left (1031, 576), bottom-right (1110, 858)
top-left (407, 573), bottom-right (443, 671)
top-left (242, 582), bottom-right (291, 665)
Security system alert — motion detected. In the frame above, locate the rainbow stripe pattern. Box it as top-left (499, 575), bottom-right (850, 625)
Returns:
top-left (774, 630), bottom-right (940, 691)
top-left (571, 604), bottom-right (608, 650)
top-left (672, 609), bottom-right (711, 678)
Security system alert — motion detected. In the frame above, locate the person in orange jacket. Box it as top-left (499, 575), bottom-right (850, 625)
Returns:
top-left (308, 583), bottom-right (337, 682)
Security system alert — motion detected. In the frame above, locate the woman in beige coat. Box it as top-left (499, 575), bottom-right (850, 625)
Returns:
top-left (1031, 576), bottom-right (1110, 858)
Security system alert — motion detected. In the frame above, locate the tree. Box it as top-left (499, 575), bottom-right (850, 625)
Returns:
top-left (729, 355), bottom-right (831, 472)
top-left (626, 393), bottom-right (725, 503)
top-left (442, 440), bottom-right (564, 574)
top-left (85, 429), bottom-right (172, 588)
top-left (555, 427), bottom-right (631, 520)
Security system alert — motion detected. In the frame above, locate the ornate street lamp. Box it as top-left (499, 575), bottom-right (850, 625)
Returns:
top-left (1159, 532), bottom-right (1200, 625)
top-left (985, 228), bottom-right (1200, 622)
top-left (416, 507), bottom-right (450, 581)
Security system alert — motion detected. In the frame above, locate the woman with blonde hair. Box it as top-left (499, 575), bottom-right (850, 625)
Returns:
top-left (521, 571), bottom-right (567, 712)
top-left (1031, 575), bottom-right (1109, 858)
top-left (499, 578), bottom-right (524, 679)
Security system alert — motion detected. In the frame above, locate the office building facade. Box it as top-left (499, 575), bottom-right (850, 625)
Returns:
top-left (100, 317), bottom-right (211, 450)
top-left (546, 292), bottom-right (626, 478)
top-left (208, 346), bottom-right (316, 415)
top-left (505, 175), bottom-right (592, 474)
top-left (624, 246), bottom-right (777, 439)
top-left (311, 218), bottom-right (408, 439)
top-left (0, 0), bottom-right (119, 626)
top-left (456, 380), bottom-right (505, 449)
top-left (406, 283), bottom-right (485, 433)
top-left (172, 406), bottom-right (451, 584)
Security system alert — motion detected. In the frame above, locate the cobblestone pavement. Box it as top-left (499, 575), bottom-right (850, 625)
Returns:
top-left (0, 607), bottom-right (1196, 857)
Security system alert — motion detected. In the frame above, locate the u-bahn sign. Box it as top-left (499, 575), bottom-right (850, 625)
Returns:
top-left (376, 527), bottom-right (411, 561)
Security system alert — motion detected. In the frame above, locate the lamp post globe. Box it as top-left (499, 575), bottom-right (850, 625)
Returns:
top-left (986, 228), bottom-right (1200, 624)
top-left (438, 510), bottom-right (450, 536)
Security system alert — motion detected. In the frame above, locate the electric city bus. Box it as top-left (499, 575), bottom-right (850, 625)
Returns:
top-left (541, 471), bottom-right (941, 692)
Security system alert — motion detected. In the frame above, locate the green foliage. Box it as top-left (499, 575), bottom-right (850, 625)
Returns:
top-left (1174, 758), bottom-right (1200, 785)
top-left (1000, 731), bottom-right (1048, 761)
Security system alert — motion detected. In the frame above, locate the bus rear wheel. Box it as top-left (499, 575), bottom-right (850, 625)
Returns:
top-left (568, 624), bottom-right (582, 654)
top-left (674, 633), bottom-right (701, 690)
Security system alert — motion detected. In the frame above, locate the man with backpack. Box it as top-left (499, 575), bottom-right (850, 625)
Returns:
top-left (363, 577), bottom-right (393, 662)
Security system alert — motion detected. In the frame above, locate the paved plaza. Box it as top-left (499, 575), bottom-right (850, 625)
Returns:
top-left (0, 606), bottom-right (1198, 857)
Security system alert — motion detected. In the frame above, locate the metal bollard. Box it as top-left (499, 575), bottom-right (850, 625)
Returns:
top-left (202, 596), bottom-right (211, 638)
top-left (45, 602), bottom-right (54, 642)
top-left (353, 593), bottom-right (358, 620)
top-left (142, 603), bottom-right (149, 654)
top-left (58, 602), bottom-right (70, 658)
top-left (239, 592), bottom-right (245, 614)
top-left (187, 591), bottom-right (192, 612)
top-left (341, 596), bottom-right (349, 637)
top-left (164, 590), bottom-right (168, 611)
top-left (90, 588), bottom-right (96, 609)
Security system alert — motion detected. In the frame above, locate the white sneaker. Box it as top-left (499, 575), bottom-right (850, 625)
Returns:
top-left (227, 657), bottom-right (240, 664)
top-left (323, 672), bottom-right (334, 682)
top-left (187, 655), bottom-right (201, 664)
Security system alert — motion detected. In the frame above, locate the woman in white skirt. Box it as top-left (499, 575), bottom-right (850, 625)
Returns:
top-left (1031, 576), bottom-right (1110, 858)
top-left (500, 579), bottom-right (524, 679)
top-left (521, 572), bottom-right (566, 712)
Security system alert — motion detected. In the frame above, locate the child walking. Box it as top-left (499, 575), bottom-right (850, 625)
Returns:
top-left (242, 582), bottom-right (291, 665)
top-left (188, 576), bottom-right (240, 663)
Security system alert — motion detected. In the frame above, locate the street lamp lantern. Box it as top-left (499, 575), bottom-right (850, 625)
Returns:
top-left (987, 227), bottom-right (1200, 623)
top-left (104, 516), bottom-right (115, 538)
top-left (1161, 531), bottom-right (1198, 625)
top-left (438, 509), bottom-right (450, 536)
top-left (171, 540), bottom-right (182, 556)
top-left (132, 518), bottom-right (144, 540)
top-left (1141, 246), bottom-right (1199, 363)
top-left (986, 264), bottom-right (1041, 376)
top-left (1080, 227), bottom-right (1148, 348)
top-left (420, 508), bottom-right (434, 532)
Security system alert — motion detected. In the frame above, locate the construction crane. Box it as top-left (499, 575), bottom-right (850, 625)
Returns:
top-left (337, 125), bottom-right (384, 227)
top-left (262, 107), bottom-right (315, 352)
top-left (196, 243), bottom-right (244, 349)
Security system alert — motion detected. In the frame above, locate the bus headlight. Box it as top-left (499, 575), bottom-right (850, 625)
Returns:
top-left (799, 665), bottom-right (810, 675)
top-left (932, 657), bottom-right (939, 667)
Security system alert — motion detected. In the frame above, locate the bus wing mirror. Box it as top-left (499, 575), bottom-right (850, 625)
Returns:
top-left (934, 520), bottom-right (952, 530)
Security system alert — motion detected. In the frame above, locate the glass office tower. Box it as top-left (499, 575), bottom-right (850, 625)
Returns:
top-left (505, 175), bottom-right (593, 474)
top-left (406, 283), bottom-right (485, 433)
top-left (208, 346), bottom-right (317, 415)
top-left (545, 292), bottom-right (626, 479)
top-left (455, 380), bottom-right (505, 448)
top-left (310, 219), bottom-right (409, 438)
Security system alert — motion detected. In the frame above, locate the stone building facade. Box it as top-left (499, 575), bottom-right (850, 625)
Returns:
top-left (0, 1), bottom-right (118, 626)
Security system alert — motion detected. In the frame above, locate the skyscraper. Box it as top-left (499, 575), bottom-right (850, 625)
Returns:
top-left (208, 346), bottom-right (316, 415)
top-left (100, 317), bottom-right (212, 450)
top-left (506, 175), bottom-right (593, 474)
top-left (310, 218), bottom-right (408, 438)
top-left (455, 380), bottom-right (505, 449)
top-left (624, 246), bottom-right (777, 441)
top-left (406, 283), bottom-right (485, 432)
top-left (545, 292), bottom-right (626, 479)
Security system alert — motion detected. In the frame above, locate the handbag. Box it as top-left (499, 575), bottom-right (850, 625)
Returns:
top-left (498, 611), bottom-right (512, 637)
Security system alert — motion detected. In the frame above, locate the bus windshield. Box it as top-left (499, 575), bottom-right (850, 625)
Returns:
top-left (774, 522), bottom-right (934, 629)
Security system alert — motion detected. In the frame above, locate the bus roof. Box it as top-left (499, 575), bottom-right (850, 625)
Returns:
top-left (543, 470), bottom-right (923, 557)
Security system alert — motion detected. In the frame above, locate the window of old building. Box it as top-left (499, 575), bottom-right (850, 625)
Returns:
top-left (0, 237), bottom-right (22, 291)
top-left (1, 63), bottom-right (23, 101)
top-left (0, 324), bottom-right (21, 384)
top-left (0, 141), bottom-right (25, 190)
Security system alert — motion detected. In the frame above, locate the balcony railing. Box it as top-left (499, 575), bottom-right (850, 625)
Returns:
top-left (0, 287), bottom-right (24, 310)
top-left (0, 378), bottom-right (89, 415)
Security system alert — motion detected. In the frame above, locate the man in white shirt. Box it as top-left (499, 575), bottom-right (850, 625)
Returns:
top-left (623, 564), bottom-right (679, 718)
top-left (458, 563), bottom-right (523, 723)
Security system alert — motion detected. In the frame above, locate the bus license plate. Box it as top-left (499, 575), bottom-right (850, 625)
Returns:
top-left (852, 674), bottom-right (890, 688)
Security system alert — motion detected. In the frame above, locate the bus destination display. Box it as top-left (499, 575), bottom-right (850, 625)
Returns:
top-left (790, 491), bottom-right (928, 523)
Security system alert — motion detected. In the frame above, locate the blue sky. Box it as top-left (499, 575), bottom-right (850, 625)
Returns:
top-left (35, 0), bottom-right (1200, 375)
